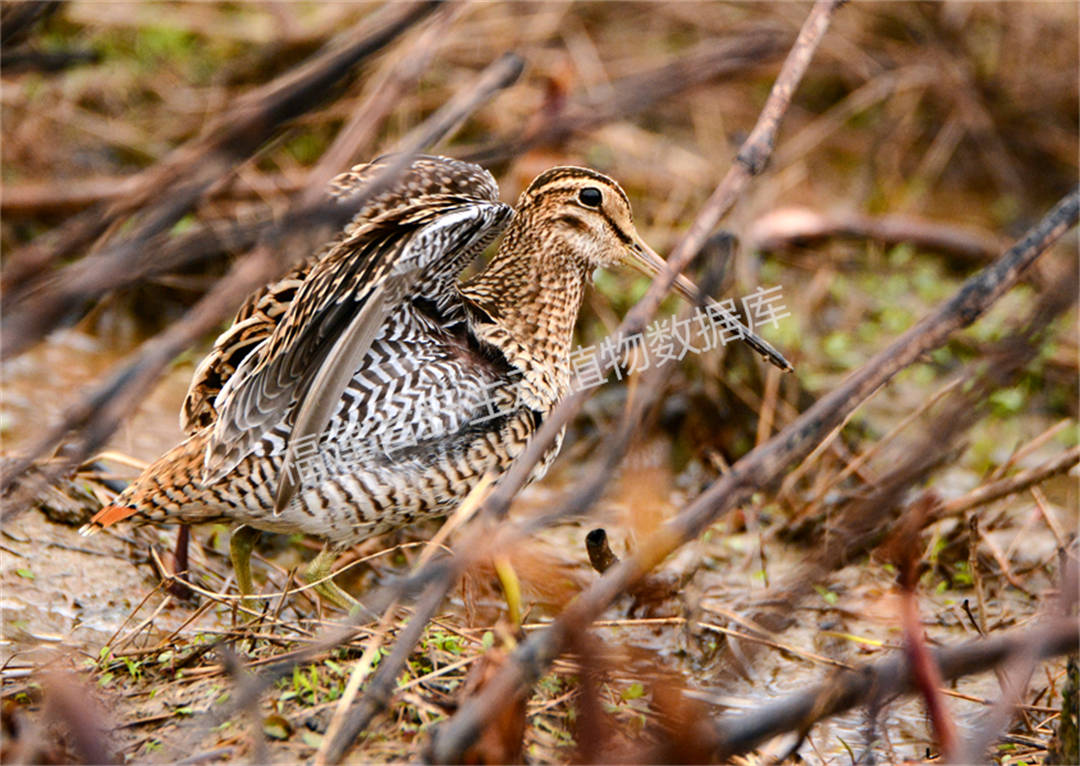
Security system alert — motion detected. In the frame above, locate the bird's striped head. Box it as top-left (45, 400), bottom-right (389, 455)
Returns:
top-left (514, 166), bottom-right (793, 372)
top-left (518, 167), bottom-right (640, 270)
top-left (517, 166), bottom-right (705, 301)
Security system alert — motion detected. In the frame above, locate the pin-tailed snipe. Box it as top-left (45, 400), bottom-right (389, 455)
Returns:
top-left (83, 155), bottom-right (790, 608)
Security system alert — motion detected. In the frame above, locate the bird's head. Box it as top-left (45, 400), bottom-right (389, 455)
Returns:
top-left (516, 166), bottom-right (792, 372)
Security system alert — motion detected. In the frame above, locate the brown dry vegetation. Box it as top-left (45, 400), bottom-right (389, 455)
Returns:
top-left (1, 2), bottom-right (1077, 764)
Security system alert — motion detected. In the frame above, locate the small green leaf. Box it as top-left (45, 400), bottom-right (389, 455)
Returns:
top-left (15, 568), bottom-right (34, 580)
top-left (813, 584), bottom-right (838, 605)
top-left (989, 386), bottom-right (1026, 416)
top-left (302, 731), bottom-right (324, 748)
top-left (481, 631), bottom-right (495, 650)
top-left (621, 682), bottom-right (645, 701)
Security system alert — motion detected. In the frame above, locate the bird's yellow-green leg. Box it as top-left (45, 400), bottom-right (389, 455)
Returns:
top-left (493, 555), bottom-right (522, 627)
top-left (229, 524), bottom-right (262, 610)
top-left (306, 545), bottom-right (358, 612)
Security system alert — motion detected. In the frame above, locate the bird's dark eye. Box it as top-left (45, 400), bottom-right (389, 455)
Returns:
top-left (578, 187), bottom-right (603, 207)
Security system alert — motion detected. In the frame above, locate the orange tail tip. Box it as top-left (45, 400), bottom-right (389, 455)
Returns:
top-left (79, 504), bottom-right (138, 536)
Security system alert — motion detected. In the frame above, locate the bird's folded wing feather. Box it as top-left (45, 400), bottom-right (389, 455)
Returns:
top-left (180, 263), bottom-right (310, 434)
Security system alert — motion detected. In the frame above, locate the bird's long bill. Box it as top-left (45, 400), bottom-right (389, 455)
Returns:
top-left (625, 240), bottom-right (793, 372)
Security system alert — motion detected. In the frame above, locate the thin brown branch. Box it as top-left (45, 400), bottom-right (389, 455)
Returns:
top-left (747, 205), bottom-right (1007, 264)
top-left (936, 446), bottom-right (1080, 519)
top-left (704, 616), bottom-right (1079, 761)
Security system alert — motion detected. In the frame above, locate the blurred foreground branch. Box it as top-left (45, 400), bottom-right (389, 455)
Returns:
top-left (1, 1), bottom-right (441, 346)
top-left (425, 186), bottom-right (1078, 761)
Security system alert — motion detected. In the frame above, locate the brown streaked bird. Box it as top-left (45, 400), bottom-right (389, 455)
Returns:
top-left (82, 155), bottom-right (790, 608)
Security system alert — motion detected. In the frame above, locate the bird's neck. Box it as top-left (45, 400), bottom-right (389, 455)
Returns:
top-left (460, 224), bottom-right (590, 381)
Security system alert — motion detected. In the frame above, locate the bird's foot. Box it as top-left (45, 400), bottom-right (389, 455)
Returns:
top-left (306, 546), bottom-right (359, 613)
top-left (229, 524), bottom-right (263, 615)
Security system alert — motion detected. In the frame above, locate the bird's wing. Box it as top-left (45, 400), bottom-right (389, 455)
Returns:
top-left (202, 156), bottom-right (512, 511)
top-left (180, 262), bottom-right (310, 434)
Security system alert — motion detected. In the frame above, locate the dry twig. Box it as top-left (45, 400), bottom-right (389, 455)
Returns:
top-left (704, 616), bottom-right (1079, 761)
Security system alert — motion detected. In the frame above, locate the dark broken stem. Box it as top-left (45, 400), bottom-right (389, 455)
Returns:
top-left (586, 529), bottom-right (619, 574)
top-left (0, 51), bottom-right (525, 511)
top-left (425, 180), bottom-right (1078, 761)
top-left (705, 617), bottom-right (1080, 761)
